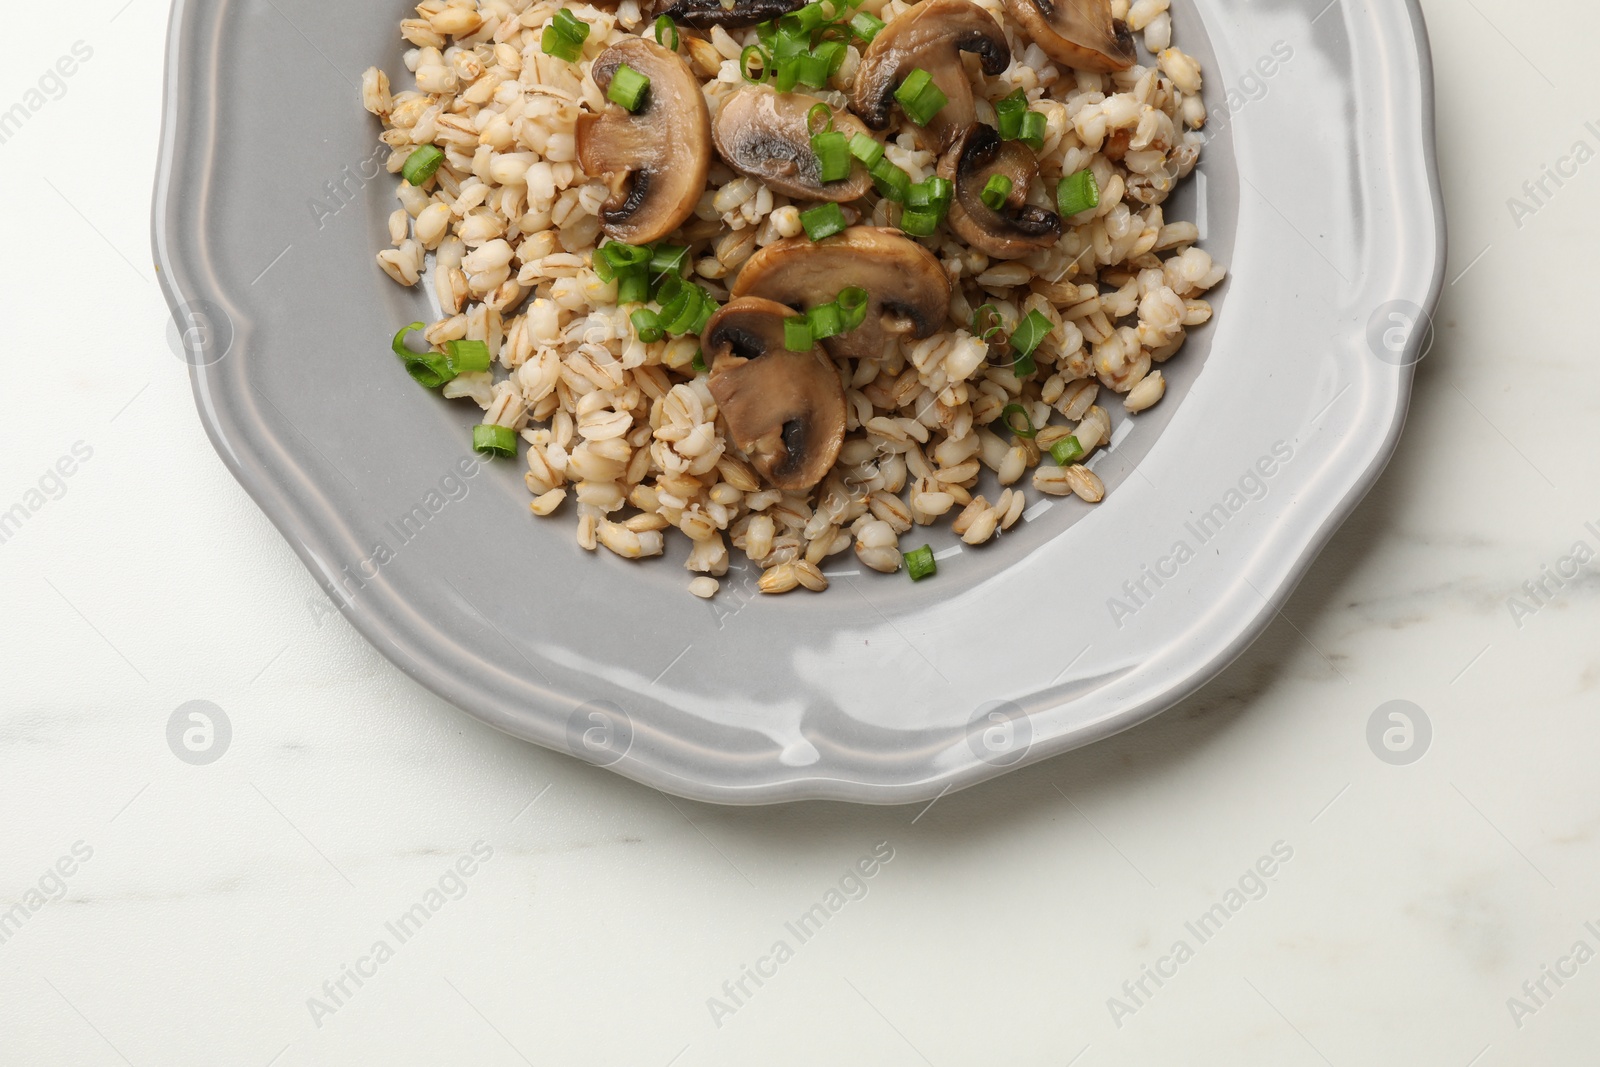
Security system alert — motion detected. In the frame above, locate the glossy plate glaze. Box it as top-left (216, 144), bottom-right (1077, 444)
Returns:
top-left (154, 0), bottom-right (1444, 804)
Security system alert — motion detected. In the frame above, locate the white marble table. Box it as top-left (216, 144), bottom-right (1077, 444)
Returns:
top-left (4, 0), bottom-right (1597, 1062)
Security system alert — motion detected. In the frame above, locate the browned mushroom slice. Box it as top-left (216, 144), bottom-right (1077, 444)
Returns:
top-left (575, 38), bottom-right (711, 245)
top-left (938, 124), bottom-right (1062, 260)
top-left (702, 298), bottom-right (846, 491)
top-left (731, 226), bottom-right (951, 361)
top-left (852, 0), bottom-right (1011, 153)
top-left (1002, 0), bottom-right (1135, 73)
top-left (713, 88), bottom-right (874, 202)
top-left (645, 0), bottom-right (804, 29)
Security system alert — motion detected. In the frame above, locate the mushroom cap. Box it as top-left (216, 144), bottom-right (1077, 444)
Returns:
top-left (645, 0), bottom-right (805, 29)
top-left (938, 124), bottom-right (1062, 260)
top-left (575, 38), bottom-right (712, 245)
top-left (731, 226), bottom-right (952, 361)
top-left (852, 0), bottom-right (1011, 153)
top-left (713, 88), bottom-right (874, 202)
top-left (1000, 0), bottom-right (1135, 73)
top-left (702, 297), bottom-right (847, 491)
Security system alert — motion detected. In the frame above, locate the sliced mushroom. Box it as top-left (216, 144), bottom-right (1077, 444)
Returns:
top-left (852, 0), bottom-right (1010, 153)
top-left (938, 124), bottom-right (1062, 260)
top-left (713, 88), bottom-right (874, 202)
top-left (575, 38), bottom-right (712, 245)
top-left (645, 0), bottom-right (804, 29)
top-left (1002, 0), bottom-right (1135, 73)
top-left (731, 226), bottom-right (952, 360)
top-left (702, 297), bottom-right (846, 491)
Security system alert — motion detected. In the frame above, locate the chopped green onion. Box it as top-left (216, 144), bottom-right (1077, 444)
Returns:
top-left (393, 326), bottom-right (456, 388)
top-left (905, 544), bottom-right (936, 581)
top-left (849, 10), bottom-right (885, 41)
top-left (791, 52), bottom-right (831, 88)
top-left (994, 89), bottom-right (1027, 139)
top-left (806, 102), bottom-right (834, 136)
top-left (1000, 403), bottom-right (1037, 439)
top-left (771, 22), bottom-right (808, 58)
top-left (617, 271), bottom-right (650, 304)
top-left (812, 39), bottom-right (847, 76)
top-left (541, 25), bottom-right (583, 61)
top-left (444, 338), bottom-right (492, 374)
top-left (554, 8), bottom-right (590, 39)
top-left (784, 316), bottom-right (814, 351)
top-left (655, 273), bottom-right (686, 308)
top-left (836, 286), bottom-right (869, 330)
top-left (869, 156), bottom-right (910, 201)
top-left (654, 14), bottom-right (678, 49)
top-left (401, 145), bottom-right (445, 186)
top-left (600, 240), bottom-right (651, 271)
top-left (1057, 168), bottom-right (1101, 217)
top-left (692, 349), bottom-right (707, 373)
top-left (1012, 351), bottom-right (1036, 378)
top-left (1012, 308), bottom-right (1054, 359)
top-left (783, 1), bottom-right (833, 34)
top-left (607, 63), bottom-right (650, 112)
top-left (631, 308), bottom-right (663, 343)
top-left (473, 424), bottom-right (518, 458)
top-left (404, 354), bottom-right (453, 387)
top-left (980, 173), bottom-right (1013, 211)
top-left (649, 243), bottom-right (689, 281)
top-left (543, 9), bottom-right (590, 60)
top-left (894, 68), bottom-right (948, 127)
top-left (689, 295), bottom-right (718, 335)
top-left (1050, 435), bottom-right (1085, 466)
top-left (971, 304), bottom-right (1002, 341)
top-left (808, 301), bottom-right (844, 340)
top-left (800, 202), bottom-right (847, 241)
top-left (661, 284), bottom-right (706, 334)
top-left (740, 44), bottom-right (771, 82)
top-left (812, 130), bottom-right (851, 182)
top-left (899, 208), bottom-right (940, 236)
top-left (915, 176), bottom-right (953, 208)
top-left (849, 132), bottom-right (884, 167)
top-left (392, 321), bottom-right (427, 360)
top-left (1018, 109), bottom-right (1047, 151)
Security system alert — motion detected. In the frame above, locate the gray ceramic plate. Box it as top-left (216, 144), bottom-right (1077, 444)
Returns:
top-left (154, 0), bottom-right (1444, 804)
